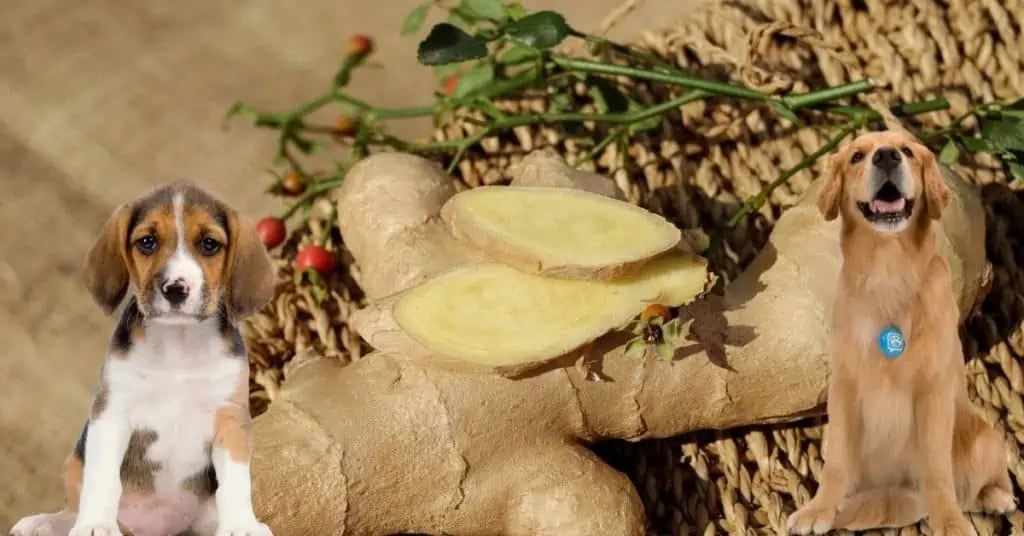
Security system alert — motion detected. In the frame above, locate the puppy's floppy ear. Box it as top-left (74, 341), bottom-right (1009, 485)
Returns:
top-left (225, 211), bottom-right (276, 321)
top-left (817, 151), bottom-right (845, 221)
top-left (84, 204), bottom-right (133, 314)
top-left (921, 149), bottom-right (951, 220)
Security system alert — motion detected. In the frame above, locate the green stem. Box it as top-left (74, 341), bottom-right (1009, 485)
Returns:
top-left (573, 124), bottom-right (629, 167)
top-left (706, 120), bottom-right (862, 254)
top-left (580, 33), bottom-right (680, 73)
top-left (395, 90), bottom-right (705, 154)
top-left (920, 102), bottom-right (999, 143)
top-left (551, 56), bottom-right (768, 101)
top-left (823, 97), bottom-right (950, 120)
top-left (318, 204), bottom-right (339, 247)
top-left (892, 98), bottom-right (951, 117)
top-left (737, 120), bottom-right (860, 225)
top-left (279, 177), bottom-right (343, 220)
top-left (781, 79), bottom-right (877, 109)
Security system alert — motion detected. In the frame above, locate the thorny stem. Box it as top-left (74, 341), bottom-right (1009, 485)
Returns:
top-left (279, 176), bottom-right (342, 221)
top-left (318, 204), bottom-right (339, 248)
top-left (238, 27), bottom-right (965, 232)
top-left (919, 101), bottom-right (1000, 142)
top-left (706, 95), bottom-right (954, 254)
top-left (731, 121), bottom-right (863, 227)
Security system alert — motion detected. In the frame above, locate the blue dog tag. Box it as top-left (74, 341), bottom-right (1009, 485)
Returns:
top-left (879, 325), bottom-right (906, 359)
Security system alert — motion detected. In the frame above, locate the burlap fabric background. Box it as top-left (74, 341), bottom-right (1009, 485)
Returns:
top-left (242, 0), bottom-right (1024, 535)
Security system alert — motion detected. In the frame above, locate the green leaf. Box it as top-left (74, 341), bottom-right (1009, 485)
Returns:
top-left (462, 0), bottom-right (504, 20)
top-left (629, 111), bottom-right (661, 134)
top-left (452, 61), bottom-right (494, 98)
top-left (980, 117), bottom-right (1024, 152)
top-left (447, 9), bottom-right (473, 29)
top-left (310, 284), bottom-right (327, 304)
top-left (769, 99), bottom-right (801, 124)
top-left (1009, 160), bottom-right (1024, 181)
top-left (224, 101), bottom-right (261, 124)
top-left (662, 318), bottom-right (682, 340)
top-left (417, 23), bottom-right (489, 65)
top-left (497, 42), bottom-right (538, 64)
top-left (547, 92), bottom-right (571, 114)
top-left (959, 136), bottom-right (994, 153)
top-left (587, 81), bottom-right (629, 114)
top-left (473, 98), bottom-right (505, 120)
top-left (401, 3), bottom-right (431, 35)
top-left (655, 343), bottom-right (675, 361)
top-left (624, 338), bottom-right (646, 357)
top-left (433, 62), bottom-right (464, 80)
top-left (938, 139), bottom-right (960, 165)
top-left (504, 2), bottom-right (528, 19)
top-left (506, 11), bottom-right (574, 49)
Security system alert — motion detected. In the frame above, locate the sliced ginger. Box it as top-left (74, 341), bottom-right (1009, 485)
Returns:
top-left (392, 252), bottom-right (710, 369)
top-left (440, 186), bottom-right (682, 279)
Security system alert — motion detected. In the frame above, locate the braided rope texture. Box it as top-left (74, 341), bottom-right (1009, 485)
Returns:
top-left (242, 0), bottom-right (1024, 534)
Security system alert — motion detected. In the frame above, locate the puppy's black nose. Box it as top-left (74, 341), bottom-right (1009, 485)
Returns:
top-left (161, 280), bottom-right (189, 306)
top-left (872, 146), bottom-right (901, 171)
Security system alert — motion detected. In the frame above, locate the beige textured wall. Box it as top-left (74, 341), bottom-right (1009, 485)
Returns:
top-left (0, 0), bottom-right (699, 527)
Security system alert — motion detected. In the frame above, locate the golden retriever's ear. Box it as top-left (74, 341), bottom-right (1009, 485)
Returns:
top-left (225, 211), bottom-right (276, 321)
top-left (83, 204), bottom-right (132, 314)
top-left (817, 153), bottom-right (844, 221)
top-left (921, 151), bottom-right (951, 220)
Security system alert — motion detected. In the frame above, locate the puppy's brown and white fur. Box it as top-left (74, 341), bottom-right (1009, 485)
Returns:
top-left (786, 131), bottom-right (1015, 536)
top-left (11, 182), bottom-right (277, 536)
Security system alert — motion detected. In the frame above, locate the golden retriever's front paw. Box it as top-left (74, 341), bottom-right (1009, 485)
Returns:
top-left (977, 485), bottom-right (1016, 514)
top-left (929, 514), bottom-right (977, 536)
top-left (786, 501), bottom-right (836, 535)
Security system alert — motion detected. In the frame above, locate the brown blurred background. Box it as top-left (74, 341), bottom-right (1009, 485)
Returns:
top-left (0, 0), bottom-right (704, 527)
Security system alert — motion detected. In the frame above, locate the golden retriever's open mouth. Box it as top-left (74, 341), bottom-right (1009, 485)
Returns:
top-left (857, 181), bottom-right (914, 226)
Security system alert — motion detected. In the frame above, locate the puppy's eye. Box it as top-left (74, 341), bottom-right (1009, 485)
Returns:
top-left (900, 146), bottom-right (914, 158)
top-left (135, 235), bottom-right (158, 255)
top-left (198, 236), bottom-right (221, 256)
top-left (850, 151), bottom-right (864, 164)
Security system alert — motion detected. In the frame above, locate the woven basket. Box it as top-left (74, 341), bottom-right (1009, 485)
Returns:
top-left (242, 0), bottom-right (1024, 534)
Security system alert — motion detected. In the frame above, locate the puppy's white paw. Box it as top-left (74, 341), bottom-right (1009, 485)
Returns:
top-left (9, 511), bottom-right (75, 536)
top-left (68, 521), bottom-right (122, 536)
top-left (215, 521), bottom-right (273, 536)
top-left (786, 501), bottom-right (836, 535)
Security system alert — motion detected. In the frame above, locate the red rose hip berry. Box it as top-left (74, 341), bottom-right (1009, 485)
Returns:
top-left (640, 303), bottom-right (671, 324)
top-left (348, 34), bottom-right (373, 57)
top-left (295, 245), bottom-right (336, 276)
top-left (442, 74), bottom-right (459, 96)
top-left (333, 115), bottom-right (358, 136)
top-left (281, 172), bottom-right (306, 196)
top-left (256, 217), bottom-right (287, 249)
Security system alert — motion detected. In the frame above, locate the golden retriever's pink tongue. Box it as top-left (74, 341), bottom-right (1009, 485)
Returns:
top-left (871, 197), bottom-right (906, 213)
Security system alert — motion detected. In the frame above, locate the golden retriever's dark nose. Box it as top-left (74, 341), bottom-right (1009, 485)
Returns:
top-left (872, 146), bottom-right (902, 172)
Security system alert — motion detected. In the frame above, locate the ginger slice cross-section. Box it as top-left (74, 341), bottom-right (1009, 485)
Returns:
top-left (440, 186), bottom-right (683, 280)
top-left (392, 253), bottom-right (710, 369)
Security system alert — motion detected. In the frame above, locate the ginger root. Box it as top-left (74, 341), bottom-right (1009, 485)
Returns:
top-left (441, 185), bottom-right (682, 279)
top-left (250, 150), bottom-right (987, 536)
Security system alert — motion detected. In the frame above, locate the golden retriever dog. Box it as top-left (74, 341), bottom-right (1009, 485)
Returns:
top-left (786, 130), bottom-right (1016, 535)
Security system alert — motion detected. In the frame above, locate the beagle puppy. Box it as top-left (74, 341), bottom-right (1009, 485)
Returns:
top-left (786, 131), bottom-right (1015, 535)
top-left (10, 181), bottom-right (277, 536)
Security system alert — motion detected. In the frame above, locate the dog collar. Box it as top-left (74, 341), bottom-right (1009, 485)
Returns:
top-left (879, 325), bottom-right (906, 359)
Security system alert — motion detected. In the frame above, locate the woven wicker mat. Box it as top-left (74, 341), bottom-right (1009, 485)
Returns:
top-left (243, 0), bottom-right (1024, 534)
